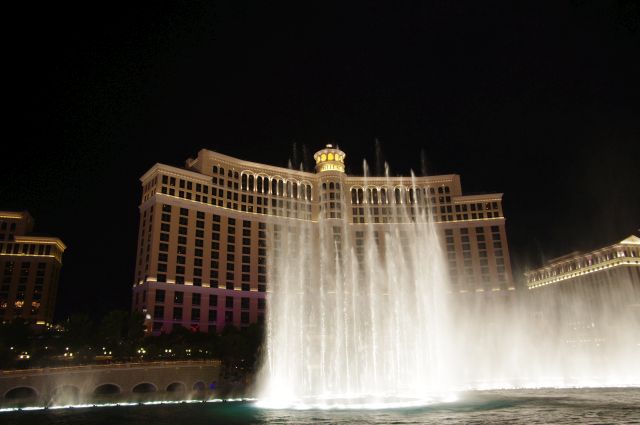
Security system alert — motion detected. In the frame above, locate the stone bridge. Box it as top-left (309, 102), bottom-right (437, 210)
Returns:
top-left (0, 360), bottom-right (221, 407)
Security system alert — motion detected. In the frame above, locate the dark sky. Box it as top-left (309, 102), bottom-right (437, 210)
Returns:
top-left (3, 2), bottom-right (639, 321)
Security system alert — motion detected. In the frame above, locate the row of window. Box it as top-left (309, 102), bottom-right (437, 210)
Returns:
top-left (350, 185), bottom-right (451, 206)
top-left (446, 226), bottom-right (507, 287)
top-left (154, 206), bottom-right (268, 290)
top-left (152, 308), bottom-right (261, 326)
top-left (153, 290), bottom-right (265, 309)
top-left (0, 243), bottom-right (54, 256)
top-left (241, 173), bottom-right (313, 200)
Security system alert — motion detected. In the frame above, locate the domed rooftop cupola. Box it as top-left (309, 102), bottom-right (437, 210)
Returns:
top-left (313, 144), bottom-right (346, 173)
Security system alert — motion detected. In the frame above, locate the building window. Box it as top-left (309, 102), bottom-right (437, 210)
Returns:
top-left (241, 297), bottom-right (250, 309)
top-left (154, 306), bottom-right (164, 319)
top-left (173, 307), bottom-right (183, 320)
top-left (155, 290), bottom-right (165, 303)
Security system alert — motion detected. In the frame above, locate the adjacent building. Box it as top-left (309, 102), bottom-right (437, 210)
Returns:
top-left (133, 146), bottom-right (515, 334)
top-left (525, 235), bottom-right (640, 343)
top-left (0, 211), bottom-right (66, 326)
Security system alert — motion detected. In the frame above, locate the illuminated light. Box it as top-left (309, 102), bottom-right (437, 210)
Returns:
top-left (0, 253), bottom-right (58, 260)
top-left (13, 236), bottom-right (67, 251)
top-left (328, 153), bottom-right (334, 160)
top-left (0, 213), bottom-right (25, 219)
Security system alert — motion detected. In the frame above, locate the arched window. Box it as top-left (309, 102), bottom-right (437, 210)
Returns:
top-left (241, 174), bottom-right (248, 190)
top-left (257, 177), bottom-right (263, 193)
top-left (395, 188), bottom-right (402, 204)
top-left (271, 179), bottom-right (278, 195)
top-left (306, 185), bottom-right (312, 200)
top-left (366, 188), bottom-right (372, 204)
top-left (329, 182), bottom-right (335, 190)
top-left (357, 188), bottom-right (363, 204)
top-left (380, 188), bottom-right (387, 204)
top-left (263, 177), bottom-right (269, 194)
top-left (212, 166), bottom-right (218, 174)
top-left (351, 188), bottom-right (358, 204)
top-left (248, 175), bottom-right (254, 191)
top-left (219, 167), bottom-right (225, 176)
top-left (278, 180), bottom-right (284, 197)
top-left (292, 182), bottom-right (298, 198)
top-left (372, 188), bottom-right (379, 204)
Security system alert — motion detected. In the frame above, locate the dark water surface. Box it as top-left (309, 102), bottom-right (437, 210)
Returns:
top-left (3, 388), bottom-right (640, 424)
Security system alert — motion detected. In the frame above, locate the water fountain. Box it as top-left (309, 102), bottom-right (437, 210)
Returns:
top-left (257, 160), bottom-right (456, 408)
top-left (257, 154), bottom-right (640, 409)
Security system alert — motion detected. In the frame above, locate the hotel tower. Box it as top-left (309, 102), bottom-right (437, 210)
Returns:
top-left (133, 146), bottom-right (514, 334)
top-left (0, 211), bottom-right (66, 326)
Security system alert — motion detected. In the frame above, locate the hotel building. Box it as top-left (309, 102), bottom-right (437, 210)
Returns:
top-left (0, 211), bottom-right (66, 326)
top-left (525, 235), bottom-right (640, 342)
top-left (133, 146), bottom-right (515, 334)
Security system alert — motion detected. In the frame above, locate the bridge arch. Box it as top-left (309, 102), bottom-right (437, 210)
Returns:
top-left (132, 382), bottom-right (157, 393)
top-left (166, 382), bottom-right (186, 392)
top-left (94, 383), bottom-right (121, 395)
top-left (4, 386), bottom-right (38, 400)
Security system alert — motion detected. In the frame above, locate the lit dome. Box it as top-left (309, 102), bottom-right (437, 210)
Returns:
top-left (313, 144), bottom-right (346, 173)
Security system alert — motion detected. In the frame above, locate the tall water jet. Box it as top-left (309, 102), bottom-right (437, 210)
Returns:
top-left (255, 145), bottom-right (640, 409)
top-left (258, 146), bottom-right (455, 408)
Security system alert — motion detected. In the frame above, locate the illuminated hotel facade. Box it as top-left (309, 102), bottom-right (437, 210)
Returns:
top-left (525, 235), bottom-right (640, 338)
top-left (0, 211), bottom-right (66, 326)
top-left (133, 146), bottom-right (515, 334)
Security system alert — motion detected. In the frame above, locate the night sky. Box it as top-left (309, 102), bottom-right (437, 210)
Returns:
top-left (4, 2), bottom-right (639, 321)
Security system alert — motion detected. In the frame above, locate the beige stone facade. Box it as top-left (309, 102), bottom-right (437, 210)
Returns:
top-left (0, 211), bottom-right (66, 326)
top-left (525, 235), bottom-right (640, 290)
top-left (525, 235), bottom-right (640, 342)
top-left (133, 146), bottom-right (515, 334)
